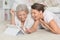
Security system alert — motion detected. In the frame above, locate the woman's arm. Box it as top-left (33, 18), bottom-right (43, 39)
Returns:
top-left (49, 19), bottom-right (60, 34)
top-left (10, 9), bottom-right (15, 25)
top-left (26, 20), bottom-right (39, 34)
top-left (39, 19), bottom-right (58, 34)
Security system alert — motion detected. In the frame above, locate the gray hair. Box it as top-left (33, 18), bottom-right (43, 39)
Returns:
top-left (16, 4), bottom-right (29, 13)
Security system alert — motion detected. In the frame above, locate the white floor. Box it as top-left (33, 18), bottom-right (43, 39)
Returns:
top-left (0, 21), bottom-right (60, 40)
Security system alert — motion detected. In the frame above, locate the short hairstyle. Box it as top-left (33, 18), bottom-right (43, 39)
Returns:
top-left (31, 3), bottom-right (45, 12)
top-left (16, 4), bottom-right (29, 13)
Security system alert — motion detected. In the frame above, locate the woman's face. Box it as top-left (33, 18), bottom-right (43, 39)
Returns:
top-left (31, 9), bottom-right (43, 21)
top-left (17, 11), bottom-right (28, 22)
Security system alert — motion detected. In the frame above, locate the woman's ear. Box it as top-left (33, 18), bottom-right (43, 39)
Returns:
top-left (39, 11), bottom-right (43, 14)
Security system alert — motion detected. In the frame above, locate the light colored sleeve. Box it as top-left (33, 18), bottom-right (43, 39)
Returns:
top-left (45, 11), bottom-right (54, 23)
top-left (24, 14), bottom-right (34, 29)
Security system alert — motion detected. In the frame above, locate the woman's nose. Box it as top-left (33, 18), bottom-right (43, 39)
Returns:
top-left (21, 16), bottom-right (24, 18)
top-left (34, 14), bottom-right (37, 17)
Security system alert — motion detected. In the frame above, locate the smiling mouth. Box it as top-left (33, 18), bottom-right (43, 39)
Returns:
top-left (34, 17), bottom-right (37, 20)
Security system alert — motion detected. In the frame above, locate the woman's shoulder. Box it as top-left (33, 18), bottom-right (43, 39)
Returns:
top-left (44, 9), bottom-right (55, 16)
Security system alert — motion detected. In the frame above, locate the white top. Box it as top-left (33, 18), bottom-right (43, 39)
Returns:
top-left (43, 10), bottom-right (60, 29)
top-left (15, 13), bottom-right (34, 29)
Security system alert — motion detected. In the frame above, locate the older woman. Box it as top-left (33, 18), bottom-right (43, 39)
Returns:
top-left (10, 4), bottom-right (34, 33)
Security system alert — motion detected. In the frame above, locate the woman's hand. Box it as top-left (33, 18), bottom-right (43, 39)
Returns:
top-left (40, 19), bottom-right (46, 26)
top-left (25, 28), bottom-right (32, 34)
top-left (10, 9), bottom-right (15, 16)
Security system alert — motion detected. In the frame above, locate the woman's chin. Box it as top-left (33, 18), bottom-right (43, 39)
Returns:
top-left (34, 18), bottom-right (39, 21)
top-left (21, 20), bottom-right (25, 22)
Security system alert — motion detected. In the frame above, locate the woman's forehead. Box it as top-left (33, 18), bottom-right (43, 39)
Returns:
top-left (17, 11), bottom-right (27, 14)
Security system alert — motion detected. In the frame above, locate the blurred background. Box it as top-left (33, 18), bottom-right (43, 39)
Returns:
top-left (0, 0), bottom-right (60, 22)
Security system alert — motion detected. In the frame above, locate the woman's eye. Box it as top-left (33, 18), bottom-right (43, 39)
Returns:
top-left (34, 12), bottom-right (36, 14)
top-left (23, 14), bottom-right (25, 15)
top-left (19, 15), bottom-right (21, 16)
